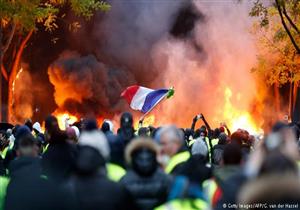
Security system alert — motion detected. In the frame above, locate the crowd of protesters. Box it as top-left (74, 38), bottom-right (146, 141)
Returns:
top-left (0, 112), bottom-right (299, 210)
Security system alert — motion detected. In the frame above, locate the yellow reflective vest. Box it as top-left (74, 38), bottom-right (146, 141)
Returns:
top-left (0, 176), bottom-right (9, 210)
top-left (165, 151), bottom-right (190, 174)
top-left (0, 142), bottom-right (14, 159)
top-left (154, 198), bottom-right (209, 210)
top-left (203, 179), bottom-right (218, 205)
top-left (42, 143), bottom-right (49, 154)
top-left (106, 163), bottom-right (126, 182)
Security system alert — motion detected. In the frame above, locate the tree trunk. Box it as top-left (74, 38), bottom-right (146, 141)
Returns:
top-left (289, 82), bottom-right (294, 121)
top-left (7, 30), bottom-right (33, 122)
top-left (0, 26), bottom-right (3, 122)
top-left (274, 83), bottom-right (281, 113)
top-left (1, 79), bottom-right (8, 122)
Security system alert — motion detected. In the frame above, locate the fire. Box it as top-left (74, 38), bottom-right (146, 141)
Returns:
top-left (54, 112), bottom-right (78, 130)
top-left (134, 114), bottom-right (156, 129)
top-left (222, 87), bottom-right (263, 134)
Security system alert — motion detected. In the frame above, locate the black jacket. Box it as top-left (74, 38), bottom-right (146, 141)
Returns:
top-left (42, 141), bottom-right (77, 183)
top-left (5, 157), bottom-right (76, 210)
top-left (69, 173), bottom-right (137, 210)
top-left (120, 169), bottom-right (172, 210)
top-left (215, 172), bottom-right (248, 210)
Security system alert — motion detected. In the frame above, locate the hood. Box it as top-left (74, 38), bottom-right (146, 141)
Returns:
top-left (125, 138), bottom-right (159, 164)
top-left (125, 138), bottom-right (159, 176)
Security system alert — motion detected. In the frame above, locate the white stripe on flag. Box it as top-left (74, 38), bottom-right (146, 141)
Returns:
top-left (130, 87), bottom-right (153, 111)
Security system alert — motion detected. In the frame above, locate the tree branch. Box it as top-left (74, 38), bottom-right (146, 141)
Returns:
top-left (1, 65), bottom-right (8, 81)
top-left (275, 0), bottom-right (300, 54)
top-left (282, 1), bottom-right (300, 34)
top-left (9, 29), bottom-right (33, 79)
top-left (2, 22), bottom-right (16, 55)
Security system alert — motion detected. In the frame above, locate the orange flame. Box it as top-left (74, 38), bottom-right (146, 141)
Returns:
top-left (54, 112), bottom-right (78, 130)
top-left (134, 114), bottom-right (156, 129)
top-left (222, 87), bottom-right (263, 134)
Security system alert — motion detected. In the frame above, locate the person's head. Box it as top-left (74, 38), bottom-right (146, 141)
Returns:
top-left (101, 122), bottom-right (110, 133)
top-left (230, 131), bottom-right (244, 146)
top-left (32, 122), bottom-right (42, 135)
top-left (213, 128), bottom-right (221, 139)
top-left (24, 119), bottom-right (33, 131)
top-left (16, 134), bottom-right (38, 157)
top-left (199, 126), bottom-right (207, 138)
top-left (103, 120), bottom-right (114, 132)
top-left (159, 125), bottom-right (184, 157)
top-left (184, 128), bottom-right (193, 140)
top-left (222, 143), bottom-right (242, 166)
top-left (138, 127), bottom-right (150, 137)
top-left (264, 126), bottom-right (299, 161)
top-left (191, 138), bottom-right (208, 159)
top-left (218, 132), bottom-right (228, 145)
top-left (82, 118), bottom-right (98, 131)
top-left (259, 152), bottom-right (298, 177)
top-left (125, 138), bottom-right (159, 176)
top-left (14, 125), bottom-right (32, 149)
top-left (45, 115), bottom-right (59, 134)
top-left (66, 127), bottom-right (78, 143)
top-left (0, 131), bottom-right (9, 151)
top-left (77, 130), bottom-right (110, 175)
top-left (120, 112), bottom-right (133, 128)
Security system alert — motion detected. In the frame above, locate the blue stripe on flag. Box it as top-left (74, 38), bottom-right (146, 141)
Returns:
top-left (141, 89), bottom-right (169, 113)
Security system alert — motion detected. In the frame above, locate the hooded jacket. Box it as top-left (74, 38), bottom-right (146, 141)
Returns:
top-left (5, 157), bottom-right (76, 210)
top-left (68, 131), bottom-right (137, 210)
top-left (42, 140), bottom-right (77, 183)
top-left (120, 139), bottom-right (172, 210)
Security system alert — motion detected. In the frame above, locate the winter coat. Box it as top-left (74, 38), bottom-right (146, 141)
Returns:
top-left (120, 169), bottom-right (171, 210)
top-left (214, 172), bottom-right (247, 210)
top-left (107, 133), bottom-right (126, 168)
top-left (5, 157), bottom-right (76, 210)
top-left (42, 141), bottom-right (77, 183)
top-left (69, 174), bottom-right (137, 210)
top-left (121, 138), bottom-right (172, 210)
top-left (214, 165), bottom-right (241, 185)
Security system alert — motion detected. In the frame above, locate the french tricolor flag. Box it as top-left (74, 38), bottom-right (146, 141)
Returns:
top-left (121, 85), bottom-right (170, 114)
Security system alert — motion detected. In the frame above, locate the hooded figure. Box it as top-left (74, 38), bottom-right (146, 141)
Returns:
top-left (112, 112), bottom-right (136, 167)
top-left (41, 129), bottom-right (77, 184)
top-left (120, 138), bottom-right (171, 210)
top-left (212, 132), bottom-right (229, 166)
top-left (5, 134), bottom-right (76, 210)
top-left (69, 130), bottom-right (137, 210)
top-left (4, 126), bottom-right (32, 170)
top-left (118, 112), bottom-right (136, 144)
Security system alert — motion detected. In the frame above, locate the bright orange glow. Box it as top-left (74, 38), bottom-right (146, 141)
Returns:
top-left (54, 112), bottom-right (78, 130)
top-left (134, 114), bottom-right (156, 129)
top-left (223, 87), bottom-right (263, 134)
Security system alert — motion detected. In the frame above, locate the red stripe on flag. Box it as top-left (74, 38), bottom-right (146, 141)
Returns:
top-left (121, 85), bottom-right (139, 105)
